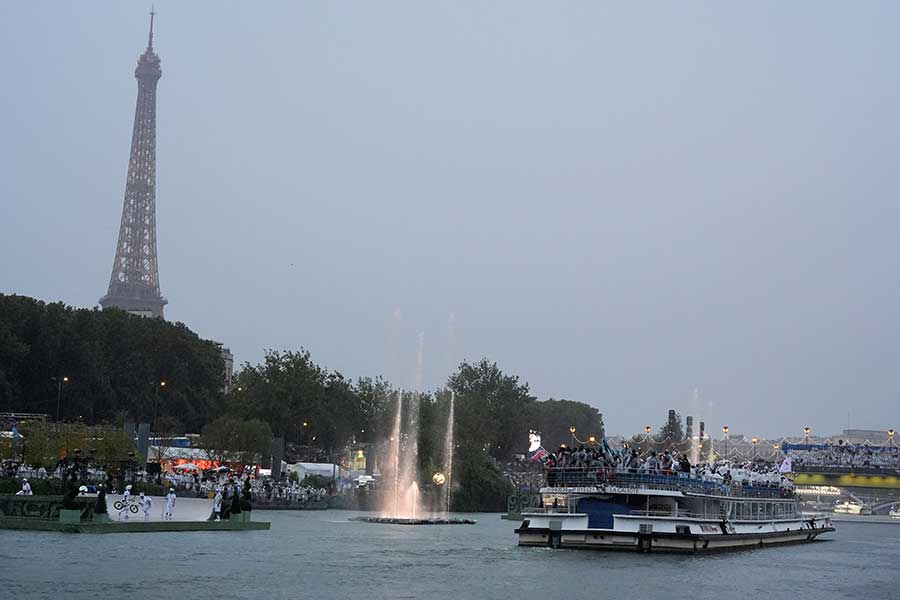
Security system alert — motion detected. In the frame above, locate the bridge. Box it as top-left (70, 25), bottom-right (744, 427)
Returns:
top-left (793, 467), bottom-right (900, 513)
top-left (793, 467), bottom-right (900, 490)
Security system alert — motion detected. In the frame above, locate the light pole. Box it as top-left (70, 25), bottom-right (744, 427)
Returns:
top-left (722, 426), bottom-right (729, 461)
top-left (152, 380), bottom-right (166, 431)
top-left (52, 376), bottom-right (70, 421)
top-left (569, 426), bottom-right (576, 445)
top-left (889, 429), bottom-right (895, 447)
top-left (302, 421), bottom-right (310, 461)
top-left (803, 426), bottom-right (810, 444)
top-left (751, 437), bottom-right (758, 460)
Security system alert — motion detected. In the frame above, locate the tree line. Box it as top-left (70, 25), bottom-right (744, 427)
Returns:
top-left (0, 294), bottom-right (225, 431)
top-left (1, 294), bottom-right (607, 508)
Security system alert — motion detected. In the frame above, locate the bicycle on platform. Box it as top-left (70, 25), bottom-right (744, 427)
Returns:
top-left (113, 499), bottom-right (140, 514)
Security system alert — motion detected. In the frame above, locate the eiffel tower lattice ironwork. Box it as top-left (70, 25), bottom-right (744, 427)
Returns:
top-left (99, 10), bottom-right (167, 318)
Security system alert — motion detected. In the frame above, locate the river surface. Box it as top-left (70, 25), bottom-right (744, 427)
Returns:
top-left (3, 511), bottom-right (897, 599)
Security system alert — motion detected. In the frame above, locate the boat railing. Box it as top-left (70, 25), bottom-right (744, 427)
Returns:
top-left (627, 508), bottom-right (799, 522)
top-left (522, 505), bottom-right (580, 515)
top-left (545, 467), bottom-right (793, 499)
top-left (627, 508), bottom-right (721, 520)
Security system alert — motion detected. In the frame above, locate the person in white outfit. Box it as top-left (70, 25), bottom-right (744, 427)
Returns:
top-left (213, 490), bottom-right (223, 521)
top-left (140, 492), bottom-right (152, 519)
top-left (119, 484), bottom-right (133, 519)
top-left (15, 478), bottom-right (32, 495)
top-left (165, 489), bottom-right (176, 520)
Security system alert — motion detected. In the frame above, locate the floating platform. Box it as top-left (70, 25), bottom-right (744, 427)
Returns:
top-left (0, 494), bottom-right (270, 533)
top-left (350, 516), bottom-right (476, 525)
top-left (0, 516), bottom-right (270, 533)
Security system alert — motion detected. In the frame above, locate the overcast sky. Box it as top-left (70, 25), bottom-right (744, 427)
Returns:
top-left (2, 2), bottom-right (898, 438)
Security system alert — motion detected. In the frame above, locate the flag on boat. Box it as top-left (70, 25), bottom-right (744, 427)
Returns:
top-left (779, 456), bottom-right (792, 473)
top-left (530, 447), bottom-right (549, 463)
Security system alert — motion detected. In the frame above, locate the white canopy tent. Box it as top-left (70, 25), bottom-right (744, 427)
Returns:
top-left (284, 462), bottom-right (348, 481)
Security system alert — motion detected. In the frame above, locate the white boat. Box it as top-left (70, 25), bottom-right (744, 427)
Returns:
top-left (515, 468), bottom-right (834, 553)
top-left (833, 501), bottom-right (871, 515)
top-left (888, 505), bottom-right (900, 519)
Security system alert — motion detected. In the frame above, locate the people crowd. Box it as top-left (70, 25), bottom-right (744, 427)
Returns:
top-left (2, 460), bottom-right (108, 483)
top-left (160, 468), bottom-right (328, 507)
top-left (787, 443), bottom-right (900, 472)
top-left (1, 458), bottom-right (330, 511)
top-left (251, 478), bottom-right (328, 506)
top-left (542, 444), bottom-right (793, 495)
top-left (500, 460), bottom-right (545, 492)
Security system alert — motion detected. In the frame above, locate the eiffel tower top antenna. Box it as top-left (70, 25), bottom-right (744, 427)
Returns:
top-left (148, 6), bottom-right (156, 51)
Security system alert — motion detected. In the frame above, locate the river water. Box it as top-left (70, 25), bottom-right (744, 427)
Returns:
top-left (3, 511), bottom-right (897, 599)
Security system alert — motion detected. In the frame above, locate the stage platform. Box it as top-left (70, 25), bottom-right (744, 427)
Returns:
top-left (0, 494), bottom-right (270, 533)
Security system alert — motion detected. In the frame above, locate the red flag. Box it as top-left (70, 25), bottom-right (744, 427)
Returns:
top-left (531, 448), bottom-right (548, 463)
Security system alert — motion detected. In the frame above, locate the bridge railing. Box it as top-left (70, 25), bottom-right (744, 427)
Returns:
top-left (794, 465), bottom-right (900, 476)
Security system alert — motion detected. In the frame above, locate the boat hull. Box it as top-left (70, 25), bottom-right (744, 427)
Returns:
top-left (515, 523), bottom-right (834, 553)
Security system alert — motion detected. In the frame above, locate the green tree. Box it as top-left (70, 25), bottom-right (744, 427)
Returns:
top-left (0, 294), bottom-right (225, 431)
top-left (653, 411), bottom-right (688, 453)
top-left (528, 399), bottom-right (605, 451)
top-left (228, 350), bottom-right (389, 452)
top-left (448, 358), bottom-right (535, 459)
top-left (152, 415), bottom-right (184, 463)
top-left (234, 419), bottom-right (274, 464)
top-left (200, 416), bottom-right (240, 463)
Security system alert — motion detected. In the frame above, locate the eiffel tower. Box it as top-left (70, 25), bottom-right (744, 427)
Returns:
top-left (99, 10), bottom-right (167, 318)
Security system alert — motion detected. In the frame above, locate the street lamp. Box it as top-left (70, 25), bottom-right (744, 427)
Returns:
top-left (889, 429), bottom-right (895, 447)
top-left (803, 426), bottom-right (811, 443)
top-left (588, 436), bottom-right (596, 444)
top-left (302, 421), bottom-right (311, 460)
top-left (52, 376), bottom-right (70, 421)
top-left (751, 437), bottom-right (758, 460)
top-left (569, 426), bottom-right (576, 444)
top-left (152, 380), bottom-right (167, 431)
top-left (722, 426), bottom-right (729, 460)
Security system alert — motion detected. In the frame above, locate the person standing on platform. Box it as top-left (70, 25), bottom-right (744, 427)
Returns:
top-left (213, 489), bottom-right (223, 521)
top-left (165, 488), bottom-right (176, 520)
top-left (221, 481), bottom-right (233, 520)
top-left (119, 484), bottom-right (133, 520)
top-left (140, 491), bottom-right (152, 519)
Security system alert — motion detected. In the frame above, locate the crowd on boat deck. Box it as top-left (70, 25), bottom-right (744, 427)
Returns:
top-left (542, 445), bottom-right (793, 490)
top-left (787, 444), bottom-right (900, 471)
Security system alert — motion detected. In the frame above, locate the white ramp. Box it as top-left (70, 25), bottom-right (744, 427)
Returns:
top-left (106, 494), bottom-right (214, 522)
